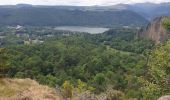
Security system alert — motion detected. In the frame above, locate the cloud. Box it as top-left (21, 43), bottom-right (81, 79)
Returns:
top-left (0, 0), bottom-right (169, 6)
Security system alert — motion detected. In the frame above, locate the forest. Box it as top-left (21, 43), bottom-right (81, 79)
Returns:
top-left (0, 6), bottom-right (147, 27)
top-left (2, 27), bottom-right (168, 99)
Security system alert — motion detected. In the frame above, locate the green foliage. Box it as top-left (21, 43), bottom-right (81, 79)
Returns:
top-left (93, 73), bottom-right (106, 92)
top-left (15, 72), bottom-right (26, 78)
top-left (36, 74), bottom-right (58, 87)
top-left (162, 17), bottom-right (170, 30)
top-left (0, 48), bottom-right (10, 77)
top-left (139, 78), bottom-right (161, 100)
top-left (0, 8), bottom-right (148, 27)
top-left (97, 29), bottom-right (154, 54)
top-left (147, 40), bottom-right (170, 94)
top-left (2, 27), bottom-right (157, 99)
top-left (76, 79), bottom-right (87, 92)
top-left (62, 81), bottom-right (74, 98)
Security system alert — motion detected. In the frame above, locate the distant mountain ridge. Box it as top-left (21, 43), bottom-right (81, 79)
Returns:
top-left (0, 2), bottom-right (170, 27)
top-left (9, 2), bottom-right (170, 20)
top-left (127, 3), bottom-right (170, 20)
top-left (0, 5), bottom-right (148, 27)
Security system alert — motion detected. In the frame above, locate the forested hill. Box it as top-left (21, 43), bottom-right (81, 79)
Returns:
top-left (2, 25), bottom-right (170, 99)
top-left (0, 6), bottom-right (148, 27)
top-left (1, 2), bottom-right (170, 26)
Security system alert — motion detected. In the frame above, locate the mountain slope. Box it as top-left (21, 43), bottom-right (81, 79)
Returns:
top-left (127, 3), bottom-right (170, 20)
top-left (1, 2), bottom-right (170, 22)
top-left (30, 2), bottom-right (170, 20)
top-left (0, 6), bottom-right (148, 27)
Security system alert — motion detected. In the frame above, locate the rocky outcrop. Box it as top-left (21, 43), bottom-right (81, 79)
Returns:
top-left (138, 16), bottom-right (170, 43)
top-left (158, 95), bottom-right (170, 100)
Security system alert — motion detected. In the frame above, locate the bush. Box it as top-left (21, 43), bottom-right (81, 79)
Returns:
top-left (162, 17), bottom-right (170, 30)
top-left (0, 48), bottom-right (10, 77)
top-left (62, 81), bottom-right (74, 99)
top-left (106, 89), bottom-right (125, 100)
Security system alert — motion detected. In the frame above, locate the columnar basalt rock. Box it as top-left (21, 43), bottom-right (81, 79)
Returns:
top-left (138, 16), bottom-right (170, 43)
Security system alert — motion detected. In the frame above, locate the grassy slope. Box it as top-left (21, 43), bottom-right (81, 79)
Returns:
top-left (0, 78), bottom-right (62, 100)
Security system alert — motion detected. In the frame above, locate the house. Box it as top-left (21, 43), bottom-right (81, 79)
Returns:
top-left (24, 38), bottom-right (44, 45)
top-left (16, 25), bottom-right (24, 30)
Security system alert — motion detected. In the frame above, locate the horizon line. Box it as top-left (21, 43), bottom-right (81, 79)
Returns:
top-left (0, 2), bottom-right (169, 6)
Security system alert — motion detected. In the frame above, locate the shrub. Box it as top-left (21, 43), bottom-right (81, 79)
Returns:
top-left (62, 81), bottom-right (74, 99)
top-left (162, 17), bottom-right (170, 30)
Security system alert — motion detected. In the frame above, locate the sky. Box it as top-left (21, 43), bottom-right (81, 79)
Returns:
top-left (0, 0), bottom-right (169, 6)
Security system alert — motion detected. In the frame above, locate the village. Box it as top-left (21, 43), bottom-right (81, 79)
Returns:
top-left (0, 25), bottom-right (75, 46)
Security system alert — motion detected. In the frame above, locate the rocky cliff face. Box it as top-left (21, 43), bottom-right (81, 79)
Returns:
top-left (138, 16), bottom-right (170, 43)
top-left (158, 95), bottom-right (170, 100)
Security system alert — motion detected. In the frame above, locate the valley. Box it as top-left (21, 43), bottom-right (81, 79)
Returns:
top-left (1, 1), bottom-right (170, 100)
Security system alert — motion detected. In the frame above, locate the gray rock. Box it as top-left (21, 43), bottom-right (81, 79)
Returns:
top-left (158, 96), bottom-right (170, 100)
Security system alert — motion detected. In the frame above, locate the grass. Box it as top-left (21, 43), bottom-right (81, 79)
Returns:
top-left (0, 78), bottom-right (61, 100)
top-left (0, 78), bottom-right (18, 96)
top-left (0, 78), bottom-right (36, 96)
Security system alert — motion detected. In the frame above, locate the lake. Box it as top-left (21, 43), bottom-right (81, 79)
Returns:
top-left (54, 26), bottom-right (109, 34)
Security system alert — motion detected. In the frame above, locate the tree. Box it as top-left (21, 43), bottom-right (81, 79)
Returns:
top-left (162, 17), bottom-right (170, 30)
top-left (0, 48), bottom-right (9, 77)
top-left (139, 40), bottom-right (170, 99)
top-left (62, 80), bottom-right (74, 99)
top-left (93, 73), bottom-right (106, 92)
top-left (76, 79), bottom-right (95, 93)
top-left (148, 41), bottom-right (170, 85)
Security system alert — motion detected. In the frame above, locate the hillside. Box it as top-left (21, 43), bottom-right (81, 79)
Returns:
top-left (35, 2), bottom-right (170, 20)
top-left (3, 23), bottom-right (170, 99)
top-left (138, 16), bottom-right (170, 43)
top-left (0, 6), bottom-right (148, 27)
top-left (128, 3), bottom-right (170, 20)
top-left (0, 78), bottom-right (62, 100)
top-left (1, 2), bottom-right (170, 24)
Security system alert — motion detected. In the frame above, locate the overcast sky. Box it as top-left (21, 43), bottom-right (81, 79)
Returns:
top-left (0, 0), bottom-right (169, 6)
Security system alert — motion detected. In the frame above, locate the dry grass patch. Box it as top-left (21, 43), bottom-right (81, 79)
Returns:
top-left (0, 78), bottom-right (62, 100)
